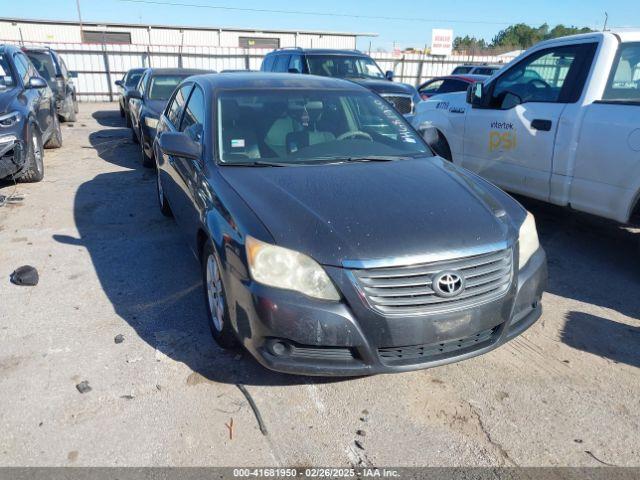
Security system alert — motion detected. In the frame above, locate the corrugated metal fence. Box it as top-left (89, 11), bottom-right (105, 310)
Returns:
top-left (7, 40), bottom-right (518, 101)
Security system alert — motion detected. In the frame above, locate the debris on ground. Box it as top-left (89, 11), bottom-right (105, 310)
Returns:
top-left (120, 394), bottom-right (135, 400)
top-left (114, 334), bottom-right (124, 344)
top-left (76, 381), bottom-right (92, 394)
top-left (10, 265), bottom-right (39, 286)
top-left (354, 440), bottom-right (365, 450)
top-left (356, 430), bottom-right (366, 437)
top-left (0, 193), bottom-right (24, 208)
top-left (236, 383), bottom-right (267, 435)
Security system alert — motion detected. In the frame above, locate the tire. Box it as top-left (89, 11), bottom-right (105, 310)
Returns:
top-left (140, 131), bottom-right (154, 168)
top-left (126, 113), bottom-right (132, 128)
top-left (202, 242), bottom-right (238, 349)
top-left (66, 104), bottom-right (77, 123)
top-left (131, 123), bottom-right (139, 144)
top-left (44, 115), bottom-right (63, 149)
top-left (73, 97), bottom-right (79, 114)
top-left (18, 127), bottom-right (44, 183)
top-left (119, 103), bottom-right (125, 118)
top-left (432, 131), bottom-right (453, 162)
top-left (156, 166), bottom-right (173, 217)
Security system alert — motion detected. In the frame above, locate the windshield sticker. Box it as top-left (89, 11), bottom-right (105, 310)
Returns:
top-left (231, 139), bottom-right (245, 148)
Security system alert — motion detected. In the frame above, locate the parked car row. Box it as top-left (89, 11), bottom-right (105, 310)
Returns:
top-left (0, 44), bottom-right (69, 183)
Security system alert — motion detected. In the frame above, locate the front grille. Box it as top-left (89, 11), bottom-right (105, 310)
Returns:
top-left (381, 94), bottom-right (413, 115)
top-left (378, 326), bottom-right (498, 365)
top-left (351, 248), bottom-right (513, 315)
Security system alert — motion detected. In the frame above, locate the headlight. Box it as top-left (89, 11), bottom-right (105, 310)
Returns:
top-left (0, 111), bottom-right (21, 128)
top-left (144, 116), bottom-right (159, 128)
top-left (246, 236), bottom-right (340, 301)
top-left (518, 211), bottom-right (540, 269)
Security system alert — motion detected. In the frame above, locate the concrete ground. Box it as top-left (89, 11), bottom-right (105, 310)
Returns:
top-left (0, 103), bottom-right (638, 467)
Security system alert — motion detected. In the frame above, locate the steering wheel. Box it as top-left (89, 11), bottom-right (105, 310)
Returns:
top-left (337, 130), bottom-right (373, 141)
top-left (528, 78), bottom-right (552, 91)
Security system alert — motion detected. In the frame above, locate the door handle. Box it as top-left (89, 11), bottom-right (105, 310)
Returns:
top-left (531, 119), bottom-right (552, 131)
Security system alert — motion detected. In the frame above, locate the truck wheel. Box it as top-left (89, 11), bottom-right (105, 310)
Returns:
top-left (432, 131), bottom-right (452, 162)
top-left (131, 124), bottom-right (139, 144)
top-left (18, 127), bottom-right (44, 183)
top-left (44, 115), bottom-right (63, 149)
top-left (66, 101), bottom-right (77, 123)
top-left (201, 242), bottom-right (238, 349)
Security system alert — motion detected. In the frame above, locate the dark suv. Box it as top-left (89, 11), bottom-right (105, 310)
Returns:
top-left (0, 44), bottom-right (62, 182)
top-left (23, 47), bottom-right (78, 122)
top-left (261, 48), bottom-right (420, 116)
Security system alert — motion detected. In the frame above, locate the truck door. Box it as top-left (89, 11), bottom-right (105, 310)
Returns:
top-left (571, 42), bottom-right (640, 223)
top-left (462, 43), bottom-right (596, 201)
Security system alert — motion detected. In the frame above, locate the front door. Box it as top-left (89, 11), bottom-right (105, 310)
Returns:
top-left (462, 43), bottom-right (596, 201)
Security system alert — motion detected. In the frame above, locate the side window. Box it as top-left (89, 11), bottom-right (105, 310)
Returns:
top-left (419, 79), bottom-right (443, 95)
top-left (261, 55), bottom-right (275, 72)
top-left (602, 43), bottom-right (640, 103)
top-left (289, 55), bottom-right (302, 73)
top-left (490, 43), bottom-right (596, 108)
top-left (59, 57), bottom-right (69, 77)
top-left (439, 79), bottom-right (469, 93)
top-left (167, 84), bottom-right (192, 127)
top-left (180, 85), bottom-right (205, 144)
top-left (273, 54), bottom-right (291, 73)
top-left (13, 53), bottom-right (30, 83)
top-left (138, 71), bottom-right (148, 96)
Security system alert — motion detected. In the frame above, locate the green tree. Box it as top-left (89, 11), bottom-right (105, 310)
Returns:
top-left (453, 35), bottom-right (487, 52)
top-left (491, 23), bottom-right (593, 50)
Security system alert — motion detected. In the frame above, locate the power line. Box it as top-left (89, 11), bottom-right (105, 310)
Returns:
top-left (117, 0), bottom-right (527, 26)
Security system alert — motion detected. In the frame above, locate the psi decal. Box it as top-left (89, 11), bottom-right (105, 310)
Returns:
top-left (489, 131), bottom-right (517, 152)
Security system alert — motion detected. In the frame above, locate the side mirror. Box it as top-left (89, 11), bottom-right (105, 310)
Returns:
top-left (129, 90), bottom-right (142, 100)
top-left (69, 71), bottom-right (78, 79)
top-left (158, 132), bottom-right (201, 160)
top-left (466, 82), bottom-right (484, 106)
top-left (288, 68), bottom-right (300, 74)
top-left (27, 77), bottom-right (47, 89)
top-left (385, 70), bottom-right (394, 81)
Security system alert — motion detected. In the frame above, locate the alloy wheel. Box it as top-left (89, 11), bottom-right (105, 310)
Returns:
top-left (206, 255), bottom-right (225, 332)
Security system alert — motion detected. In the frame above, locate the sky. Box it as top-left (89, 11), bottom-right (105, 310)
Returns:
top-left (1, 0), bottom-right (639, 50)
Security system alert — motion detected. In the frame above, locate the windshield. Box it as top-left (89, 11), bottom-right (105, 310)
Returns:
top-left (126, 71), bottom-right (144, 87)
top-left (306, 55), bottom-right (385, 80)
top-left (148, 75), bottom-right (187, 100)
top-left (217, 89), bottom-right (430, 165)
top-left (0, 55), bottom-right (15, 89)
top-left (24, 51), bottom-right (56, 81)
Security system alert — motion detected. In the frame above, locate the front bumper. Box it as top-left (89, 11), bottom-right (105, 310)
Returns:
top-left (0, 136), bottom-right (25, 180)
top-left (229, 247), bottom-right (547, 376)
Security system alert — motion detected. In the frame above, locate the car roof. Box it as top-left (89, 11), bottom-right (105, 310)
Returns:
top-left (146, 67), bottom-right (212, 76)
top-left (193, 72), bottom-right (369, 91)
top-left (268, 48), bottom-right (368, 57)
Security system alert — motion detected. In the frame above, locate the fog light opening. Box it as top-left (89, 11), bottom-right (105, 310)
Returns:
top-left (267, 340), bottom-right (289, 357)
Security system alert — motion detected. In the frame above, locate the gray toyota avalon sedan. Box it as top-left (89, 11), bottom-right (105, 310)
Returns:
top-left (152, 73), bottom-right (547, 376)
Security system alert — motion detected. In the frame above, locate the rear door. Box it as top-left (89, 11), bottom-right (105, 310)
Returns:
top-left (462, 43), bottom-right (596, 201)
top-left (570, 42), bottom-right (640, 222)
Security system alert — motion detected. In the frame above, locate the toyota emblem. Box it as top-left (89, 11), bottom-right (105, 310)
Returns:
top-left (432, 271), bottom-right (465, 298)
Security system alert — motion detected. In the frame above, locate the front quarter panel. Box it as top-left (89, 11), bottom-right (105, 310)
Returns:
top-left (412, 93), bottom-right (468, 162)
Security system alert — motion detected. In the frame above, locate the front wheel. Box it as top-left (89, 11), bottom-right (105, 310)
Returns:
top-left (431, 130), bottom-right (452, 162)
top-left (202, 243), bottom-right (238, 349)
top-left (44, 115), bottom-right (63, 149)
top-left (156, 167), bottom-right (173, 217)
top-left (18, 127), bottom-right (44, 183)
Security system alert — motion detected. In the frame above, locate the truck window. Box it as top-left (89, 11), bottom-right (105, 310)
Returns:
top-left (489, 43), bottom-right (596, 108)
top-left (261, 55), bottom-right (275, 72)
top-left (602, 43), bottom-right (640, 103)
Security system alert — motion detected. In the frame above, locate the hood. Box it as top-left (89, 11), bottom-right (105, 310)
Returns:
top-left (220, 158), bottom-right (513, 267)
top-left (349, 78), bottom-right (417, 96)
top-left (0, 87), bottom-right (19, 115)
top-left (145, 99), bottom-right (167, 116)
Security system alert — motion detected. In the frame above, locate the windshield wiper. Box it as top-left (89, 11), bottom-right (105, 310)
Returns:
top-left (224, 160), bottom-right (293, 167)
top-left (343, 155), bottom-right (410, 163)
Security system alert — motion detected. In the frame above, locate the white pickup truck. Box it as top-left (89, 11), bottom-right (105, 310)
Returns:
top-left (412, 31), bottom-right (640, 224)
